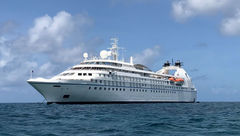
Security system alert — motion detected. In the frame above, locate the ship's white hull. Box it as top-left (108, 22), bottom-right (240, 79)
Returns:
top-left (28, 80), bottom-right (197, 104)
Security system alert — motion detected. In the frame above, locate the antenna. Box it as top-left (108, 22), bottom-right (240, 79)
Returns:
top-left (109, 38), bottom-right (119, 61)
top-left (130, 56), bottom-right (133, 64)
top-left (30, 70), bottom-right (34, 79)
top-left (107, 37), bottom-right (125, 61)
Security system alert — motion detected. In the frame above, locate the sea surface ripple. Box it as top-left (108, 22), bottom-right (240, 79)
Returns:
top-left (0, 102), bottom-right (240, 136)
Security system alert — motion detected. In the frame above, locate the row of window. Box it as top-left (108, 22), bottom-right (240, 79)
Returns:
top-left (99, 73), bottom-right (169, 84)
top-left (88, 86), bottom-right (177, 94)
top-left (60, 73), bottom-right (75, 76)
top-left (71, 67), bottom-right (150, 78)
top-left (89, 86), bottom-right (126, 91)
top-left (61, 72), bottom-right (93, 76)
top-left (80, 61), bottom-right (123, 67)
top-left (91, 79), bottom-right (186, 90)
top-left (78, 73), bottom-right (92, 76)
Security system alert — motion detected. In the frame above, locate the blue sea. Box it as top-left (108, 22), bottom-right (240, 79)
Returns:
top-left (0, 102), bottom-right (240, 136)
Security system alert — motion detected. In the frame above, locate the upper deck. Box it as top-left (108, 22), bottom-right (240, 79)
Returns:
top-left (50, 38), bottom-right (195, 89)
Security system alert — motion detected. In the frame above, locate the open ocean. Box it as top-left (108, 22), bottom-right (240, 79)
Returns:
top-left (0, 102), bottom-right (240, 136)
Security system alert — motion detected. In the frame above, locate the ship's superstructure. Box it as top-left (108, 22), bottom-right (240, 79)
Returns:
top-left (27, 38), bottom-right (197, 104)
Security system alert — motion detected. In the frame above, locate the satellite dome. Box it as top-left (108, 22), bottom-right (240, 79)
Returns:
top-left (83, 52), bottom-right (88, 58)
top-left (100, 50), bottom-right (108, 59)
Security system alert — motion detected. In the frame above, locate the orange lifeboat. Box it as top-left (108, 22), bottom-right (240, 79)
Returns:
top-left (169, 77), bottom-right (184, 82)
top-left (175, 78), bottom-right (184, 82)
top-left (169, 77), bottom-right (176, 82)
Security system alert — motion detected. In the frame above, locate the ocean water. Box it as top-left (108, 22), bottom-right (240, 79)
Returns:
top-left (0, 103), bottom-right (240, 136)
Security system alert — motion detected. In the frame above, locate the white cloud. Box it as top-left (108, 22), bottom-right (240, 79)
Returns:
top-left (27, 11), bottom-right (92, 52)
top-left (0, 11), bottom-right (100, 98)
top-left (172, 0), bottom-right (240, 36)
top-left (134, 45), bottom-right (161, 67)
top-left (172, 0), bottom-right (232, 22)
top-left (221, 10), bottom-right (240, 35)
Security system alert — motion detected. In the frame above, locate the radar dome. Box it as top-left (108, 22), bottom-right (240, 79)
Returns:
top-left (83, 52), bottom-right (88, 58)
top-left (100, 50), bottom-right (108, 59)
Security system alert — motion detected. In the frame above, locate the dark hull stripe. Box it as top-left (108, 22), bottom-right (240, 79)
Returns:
top-left (47, 101), bottom-right (196, 104)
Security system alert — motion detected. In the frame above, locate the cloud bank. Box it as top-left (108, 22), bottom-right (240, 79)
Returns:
top-left (0, 11), bottom-right (100, 93)
top-left (172, 0), bottom-right (240, 36)
top-left (172, 0), bottom-right (231, 22)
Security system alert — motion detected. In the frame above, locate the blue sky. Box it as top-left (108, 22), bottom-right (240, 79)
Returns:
top-left (0, 0), bottom-right (240, 102)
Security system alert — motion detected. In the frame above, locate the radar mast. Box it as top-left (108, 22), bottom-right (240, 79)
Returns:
top-left (110, 38), bottom-right (119, 61)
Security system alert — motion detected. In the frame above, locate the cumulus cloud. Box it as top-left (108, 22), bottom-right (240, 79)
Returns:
top-left (221, 10), bottom-right (240, 36)
top-left (172, 0), bottom-right (232, 22)
top-left (172, 0), bottom-right (240, 36)
top-left (28, 12), bottom-right (72, 51)
top-left (0, 11), bottom-right (100, 95)
top-left (134, 45), bottom-right (161, 67)
top-left (26, 11), bottom-right (92, 52)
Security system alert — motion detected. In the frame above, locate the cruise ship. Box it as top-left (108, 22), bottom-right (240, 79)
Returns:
top-left (27, 38), bottom-right (197, 104)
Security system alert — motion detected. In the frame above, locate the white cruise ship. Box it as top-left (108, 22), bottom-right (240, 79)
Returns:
top-left (27, 38), bottom-right (197, 104)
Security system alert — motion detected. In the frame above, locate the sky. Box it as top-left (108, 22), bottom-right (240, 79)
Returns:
top-left (0, 0), bottom-right (240, 102)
